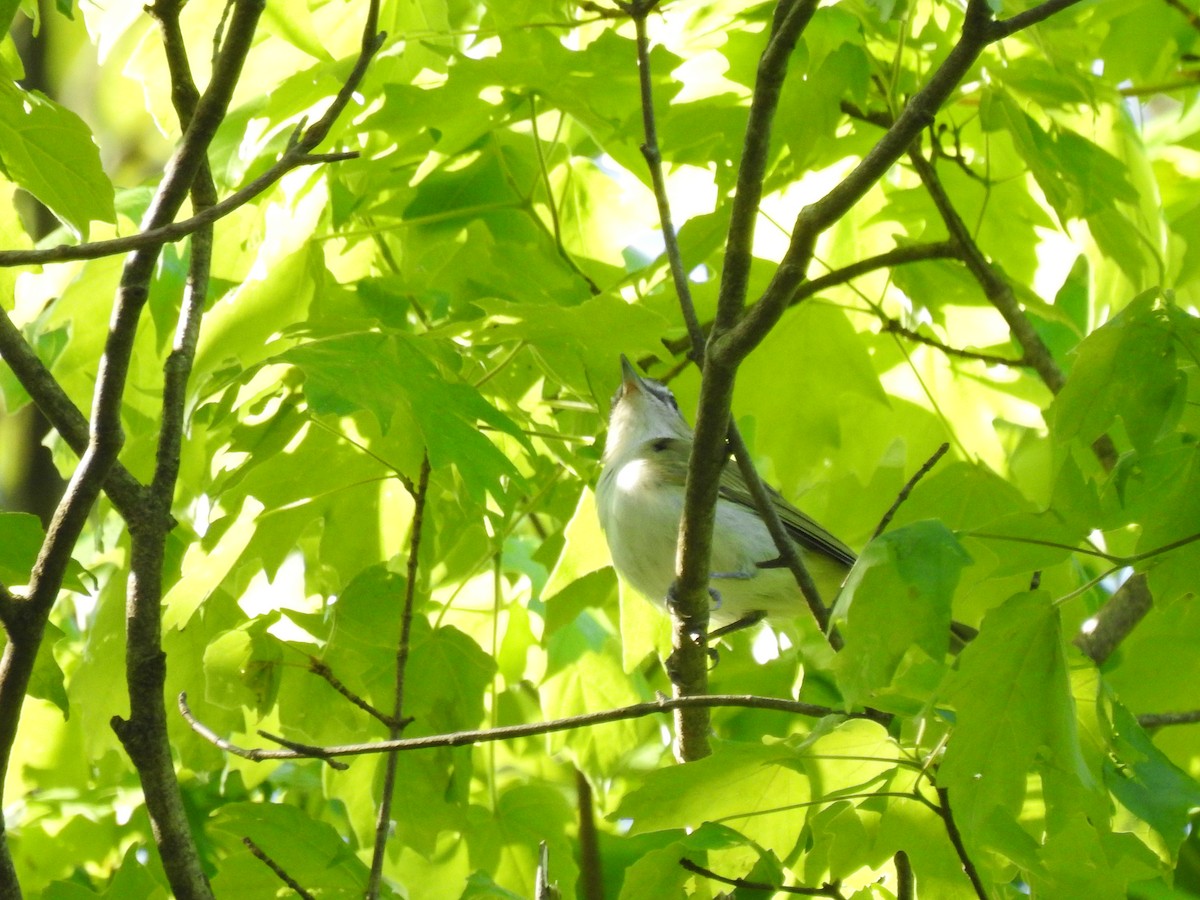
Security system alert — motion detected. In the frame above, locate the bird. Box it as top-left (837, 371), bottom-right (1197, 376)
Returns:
top-left (595, 355), bottom-right (856, 634)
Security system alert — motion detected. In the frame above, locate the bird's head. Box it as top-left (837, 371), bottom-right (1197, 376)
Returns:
top-left (603, 356), bottom-right (693, 463)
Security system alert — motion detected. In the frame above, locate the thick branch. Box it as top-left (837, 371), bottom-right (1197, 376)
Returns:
top-left (106, 1), bottom-right (228, 897)
top-left (633, 4), bottom-right (836, 661)
top-left (0, 5), bottom-right (267, 896)
top-left (0, 312), bottom-right (146, 519)
top-left (714, 0), bottom-right (820, 333)
top-left (179, 691), bottom-right (886, 761)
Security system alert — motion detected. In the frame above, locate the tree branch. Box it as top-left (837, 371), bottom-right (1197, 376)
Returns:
top-left (657, 0), bottom-right (821, 763)
top-left (935, 786), bottom-right (989, 899)
top-left (878, 317), bottom-right (1031, 368)
top-left (0, 312), bottom-right (146, 519)
top-left (106, 0), bottom-right (233, 895)
top-left (1137, 709), bottom-right (1200, 730)
top-left (308, 656), bottom-right (401, 728)
top-left (989, 0), bottom-right (1090, 37)
top-left (0, 3), bottom-right (269, 894)
top-left (872, 443), bottom-right (950, 540)
top-left (679, 858), bottom-right (845, 897)
top-left (243, 837), bottom-right (316, 900)
top-left (661, 241), bottom-right (961, 357)
top-left (904, 134), bottom-right (1154, 663)
top-left (366, 454), bottom-right (430, 900)
top-left (905, 148), bottom-right (1066, 393)
top-left (178, 691), bottom-right (887, 762)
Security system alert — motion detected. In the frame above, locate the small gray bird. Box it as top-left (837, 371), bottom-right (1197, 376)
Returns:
top-left (596, 356), bottom-right (855, 631)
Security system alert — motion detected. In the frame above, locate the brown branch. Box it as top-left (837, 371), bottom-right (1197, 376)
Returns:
top-left (107, 2), bottom-right (232, 895)
top-left (0, 13), bottom-right (268, 900)
top-left (796, 242), bottom-right (960, 304)
top-left (308, 656), bottom-right (405, 728)
top-left (873, 443), bottom-right (951, 540)
top-left (242, 837), bottom-right (316, 900)
top-left (896, 850), bottom-right (915, 900)
top-left (661, 242), bottom-right (962, 358)
top-left (1074, 576), bottom-right (1154, 665)
top-left (679, 858), bottom-right (845, 898)
top-left (905, 148), bottom-right (1066, 393)
top-left (879, 319), bottom-right (1031, 368)
top-left (990, 0), bottom-right (1090, 37)
top-left (178, 691), bottom-right (887, 761)
top-left (904, 131), bottom-right (1157, 664)
top-left (1137, 709), bottom-right (1200, 730)
top-left (629, 1), bottom-right (715, 760)
top-left (633, 2), bottom-right (837, 648)
top-left (0, 313), bottom-right (146, 520)
top-left (1162, 0), bottom-right (1200, 32)
top-left (575, 768), bottom-right (604, 900)
top-left (367, 454), bottom-right (430, 899)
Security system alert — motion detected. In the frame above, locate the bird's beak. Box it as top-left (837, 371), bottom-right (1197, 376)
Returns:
top-left (620, 355), bottom-right (644, 394)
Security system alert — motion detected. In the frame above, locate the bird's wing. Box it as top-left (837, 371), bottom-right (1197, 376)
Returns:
top-left (638, 437), bottom-right (857, 567)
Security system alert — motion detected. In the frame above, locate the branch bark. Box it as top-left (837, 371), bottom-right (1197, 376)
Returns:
top-left (0, 3), bottom-right (268, 892)
top-left (178, 691), bottom-right (887, 762)
top-left (104, 1), bottom-right (228, 896)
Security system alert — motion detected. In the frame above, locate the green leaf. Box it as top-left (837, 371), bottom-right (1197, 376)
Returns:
top-left (281, 331), bottom-right (528, 499)
top-left (0, 81), bottom-right (114, 237)
top-left (939, 591), bottom-right (1077, 838)
top-left (540, 649), bottom-right (650, 774)
top-left (834, 520), bottom-right (968, 708)
top-left (208, 802), bottom-right (379, 897)
top-left (1051, 291), bottom-right (1183, 452)
top-left (618, 740), bottom-right (812, 861)
top-left (737, 302), bottom-right (888, 497)
top-left (1103, 698), bottom-right (1200, 848)
top-left (0, 511), bottom-right (44, 585)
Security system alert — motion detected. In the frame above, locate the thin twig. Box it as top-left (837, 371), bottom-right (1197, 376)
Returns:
top-left (879, 319), bottom-right (1030, 368)
top-left (367, 454), bottom-right (431, 899)
top-left (179, 691), bottom-right (885, 761)
top-left (242, 837), bottom-right (316, 900)
top-left (308, 657), bottom-right (406, 728)
top-left (906, 147), bottom-right (1066, 394)
top-left (935, 787), bottom-right (989, 899)
top-left (873, 443), bottom-right (950, 540)
top-left (1162, 0), bottom-right (1200, 32)
top-left (679, 858), bottom-right (845, 898)
top-left (255, 731), bottom-right (350, 770)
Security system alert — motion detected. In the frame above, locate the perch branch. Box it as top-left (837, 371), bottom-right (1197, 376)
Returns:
top-left (179, 691), bottom-right (887, 761)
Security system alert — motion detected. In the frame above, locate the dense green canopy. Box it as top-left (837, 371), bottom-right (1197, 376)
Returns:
top-left (0, 0), bottom-right (1199, 897)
